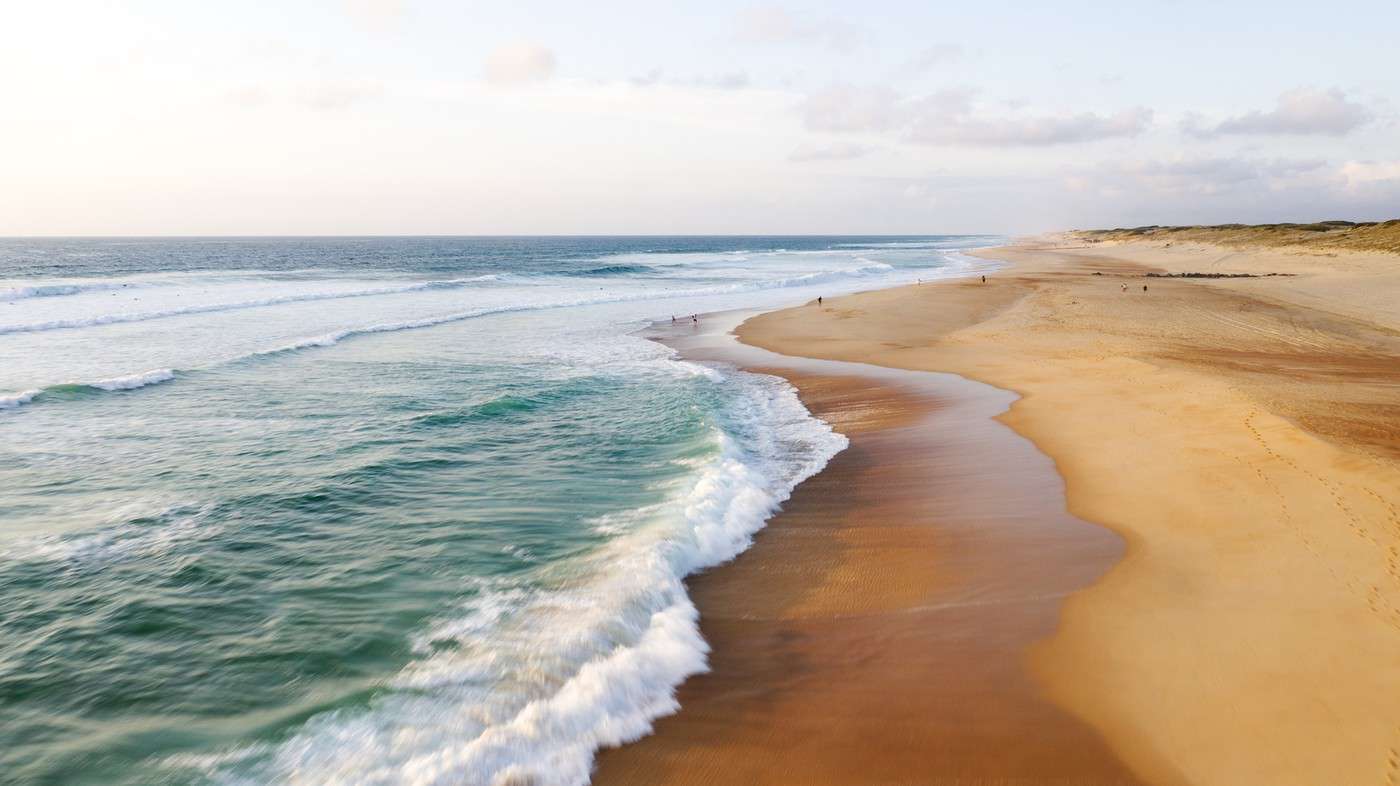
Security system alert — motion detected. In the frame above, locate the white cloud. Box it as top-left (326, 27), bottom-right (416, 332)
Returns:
top-left (1070, 156), bottom-right (1329, 197)
top-left (342, 0), bottom-right (406, 31)
top-left (295, 79), bottom-right (384, 110)
top-left (1340, 160), bottom-right (1400, 188)
top-left (484, 43), bottom-right (557, 86)
top-left (1185, 88), bottom-right (1373, 137)
top-left (906, 44), bottom-right (964, 71)
top-left (735, 5), bottom-right (863, 52)
top-left (222, 79), bottom-right (384, 110)
top-left (691, 71), bottom-right (751, 90)
top-left (788, 143), bottom-right (874, 162)
top-left (1045, 156), bottom-right (1400, 228)
top-left (224, 84), bottom-right (272, 107)
top-left (798, 85), bottom-right (1150, 147)
top-left (911, 106), bottom-right (1152, 147)
top-left (798, 84), bottom-right (903, 132)
top-left (628, 70), bottom-right (750, 90)
top-left (630, 68), bottom-right (664, 87)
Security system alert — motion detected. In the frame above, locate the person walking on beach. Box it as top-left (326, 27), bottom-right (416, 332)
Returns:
top-left (981, 275), bottom-right (986, 283)
top-left (1143, 284), bottom-right (1148, 292)
top-left (691, 314), bottom-right (698, 324)
top-left (817, 296), bottom-right (823, 306)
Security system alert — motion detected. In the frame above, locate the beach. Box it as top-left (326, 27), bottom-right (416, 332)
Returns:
top-left (599, 235), bottom-right (1400, 785)
top-left (594, 314), bottom-right (1144, 785)
top-left (9, 3), bottom-right (1400, 784)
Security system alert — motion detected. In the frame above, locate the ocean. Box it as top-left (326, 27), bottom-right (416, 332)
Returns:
top-left (0, 235), bottom-right (996, 785)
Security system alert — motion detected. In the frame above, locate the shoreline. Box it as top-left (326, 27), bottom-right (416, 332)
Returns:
top-left (592, 309), bottom-right (1146, 784)
top-left (598, 233), bottom-right (1400, 785)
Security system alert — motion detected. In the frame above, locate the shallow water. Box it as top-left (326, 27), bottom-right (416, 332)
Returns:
top-left (0, 235), bottom-right (995, 785)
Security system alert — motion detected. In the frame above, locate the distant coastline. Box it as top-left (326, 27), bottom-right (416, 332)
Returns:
top-left (1075, 218), bottom-right (1400, 255)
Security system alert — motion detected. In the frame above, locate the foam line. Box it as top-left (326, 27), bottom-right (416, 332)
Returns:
top-left (190, 368), bottom-right (847, 786)
top-left (0, 276), bottom-right (500, 334)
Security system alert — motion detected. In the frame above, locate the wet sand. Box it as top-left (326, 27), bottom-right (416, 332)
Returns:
top-left (593, 315), bottom-right (1146, 785)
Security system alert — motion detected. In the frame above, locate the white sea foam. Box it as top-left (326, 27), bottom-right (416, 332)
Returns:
top-left (0, 370), bottom-right (176, 413)
top-left (199, 365), bottom-right (847, 786)
top-left (3, 251), bottom-right (954, 414)
top-left (757, 259), bottom-right (893, 289)
top-left (1, 283), bottom-right (104, 300)
top-left (90, 368), bottom-right (176, 391)
top-left (253, 259), bottom-right (909, 357)
top-left (3, 251), bottom-right (968, 413)
top-left (1, 501), bottom-right (218, 568)
top-left (670, 360), bottom-right (724, 381)
top-left (0, 275), bottom-right (500, 334)
top-left (0, 389), bottom-right (42, 409)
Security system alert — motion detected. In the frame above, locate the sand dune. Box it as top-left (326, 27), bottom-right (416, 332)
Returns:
top-left (1077, 220), bottom-right (1400, 256)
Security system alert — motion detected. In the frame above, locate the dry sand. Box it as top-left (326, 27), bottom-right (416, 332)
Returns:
top-left (726, 237), bottom-right (1400, 785)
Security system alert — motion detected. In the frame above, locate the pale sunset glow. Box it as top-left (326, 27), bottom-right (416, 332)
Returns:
top-left (3, 0), bottom-right (1397, 235)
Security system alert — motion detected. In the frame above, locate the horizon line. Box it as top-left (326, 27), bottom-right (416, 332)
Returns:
top-left (0, 232), bottom-right (1009, 240)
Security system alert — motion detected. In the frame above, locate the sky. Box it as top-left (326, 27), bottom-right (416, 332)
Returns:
top-left (3, 0), bottom-right (1398, 235)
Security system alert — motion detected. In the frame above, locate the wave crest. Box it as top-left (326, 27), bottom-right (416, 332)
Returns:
top-left (0, 276), bottom-right (500, 335)
top-left (1, 369), bottom-right (175, 412)
top-left (191, 367), bottom-right (847, 786)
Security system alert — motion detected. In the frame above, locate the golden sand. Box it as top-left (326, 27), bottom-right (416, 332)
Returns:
top-left (728, 237), bottom-right (1400, 785)
top-left (595, 234), bottom-right (1400, 785)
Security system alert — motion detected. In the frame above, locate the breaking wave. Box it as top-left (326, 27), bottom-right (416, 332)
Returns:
top-left (187, 367), bottom-right (847, 786)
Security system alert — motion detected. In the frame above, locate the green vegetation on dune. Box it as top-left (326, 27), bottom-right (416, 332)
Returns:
top-left (1075, 220), bottom-right (1400, 254)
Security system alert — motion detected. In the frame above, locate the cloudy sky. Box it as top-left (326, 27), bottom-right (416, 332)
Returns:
top-left (4, 0), bottom-right (1397, 235)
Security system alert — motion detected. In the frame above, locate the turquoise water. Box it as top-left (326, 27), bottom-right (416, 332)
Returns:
top-left (0, 236), bottom-right (995, 785)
